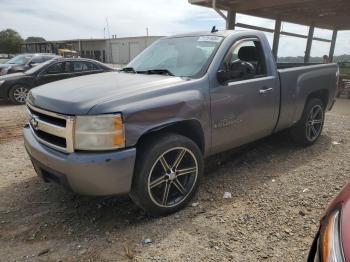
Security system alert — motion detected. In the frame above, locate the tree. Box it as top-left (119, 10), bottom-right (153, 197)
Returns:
top-left (0, 29), bottom-right (23, 54)
top-left (25, 36), bottom-right (46, 43)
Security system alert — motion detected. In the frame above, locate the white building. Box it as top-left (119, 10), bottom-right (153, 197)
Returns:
top-left (107, 36), bottom-right (161, 64)
top-left (22, 36), bottom-right (163, 65)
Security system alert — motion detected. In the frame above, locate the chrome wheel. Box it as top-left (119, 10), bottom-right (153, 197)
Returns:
top-left (13, 86), bottom-right (29, 103)
top-left (306, 105), bottom-right (323, 142)
top-left (147, 147), bottom-right (198, 208)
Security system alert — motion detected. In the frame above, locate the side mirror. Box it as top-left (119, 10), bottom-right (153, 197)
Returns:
top-left (217, 64), bottom-right (246, 85)
top-left (217, 70), bottom-right (231, 85)
top-left (29, 62), bottom-right (39, 68)
top-left (217, 61), bottom-right (255, 85)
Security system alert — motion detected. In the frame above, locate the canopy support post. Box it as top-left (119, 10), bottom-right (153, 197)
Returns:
top-left (272, 20), bottom-right (281, 60)
top-left (226, 10), bottom-right (236, 30)
top-left (329, 29), bottom-right (338, 63)
top-left (304, 24), bottom-right (315, 63)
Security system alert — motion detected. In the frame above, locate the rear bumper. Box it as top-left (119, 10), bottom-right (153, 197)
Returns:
top-left (23, 126), bottom-right (136, 196)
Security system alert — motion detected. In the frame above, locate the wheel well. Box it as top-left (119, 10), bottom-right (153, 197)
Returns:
top-left (7, 83), bottom-right (30, 97)
top-left (136, 120), bottom-right (205, 154)
top-left (306, 89), bottom-right (329, 108)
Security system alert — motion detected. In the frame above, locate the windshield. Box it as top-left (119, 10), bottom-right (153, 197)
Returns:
top-left (127, 36), bottom-right (223, 78)
top-left (24, 59), bottom-right (53, 74)
top-left (6, 54), bottom-right (33, 65)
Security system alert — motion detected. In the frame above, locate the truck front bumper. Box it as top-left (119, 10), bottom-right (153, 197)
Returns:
top-left (23, 126), bottom-right (136, 196)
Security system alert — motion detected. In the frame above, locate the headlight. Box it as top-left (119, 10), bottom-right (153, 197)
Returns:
top-left (0, 80), bottom-right (5, 85)
top-left (74, 114), bottom-right (125, 150)
top-left (319, 208), bottom-right (345, 262)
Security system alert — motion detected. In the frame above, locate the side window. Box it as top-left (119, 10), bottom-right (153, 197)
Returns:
top-left (222, 39), bottom-right (267, 82)
top-left (30, 56), bottom-right (44, 64)
top-left (89, 62), bottom-right (100, 70)
top-left (42, 56), bottom-right (54, 62)
top-left (45, 62), bottom-right (64, 74)
top-left (73, 61), bottom-right (84, 72)
top-left (83, 62), bottom-right (94, 71)
top-left (73, 61), bottom-right (99, 72)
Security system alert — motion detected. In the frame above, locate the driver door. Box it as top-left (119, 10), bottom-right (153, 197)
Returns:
top-left (37, 62), bottom-right (71, 86)
top-left (210, 38), bottom-right (280, 153)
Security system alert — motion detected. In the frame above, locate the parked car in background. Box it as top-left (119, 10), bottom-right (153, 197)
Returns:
top-left (0, 58), bottom-right (115, 104)
top-left (308, 183), bottom-right (350, 261)
top-left (0, 53), bottom-right (58, 76)
top-left (24, 30), bottom-right (337, 216)
top-left (0, 54), bottom-right (12, 64)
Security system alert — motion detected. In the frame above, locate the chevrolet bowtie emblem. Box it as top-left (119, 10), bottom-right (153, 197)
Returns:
top-left (30, 117), bottom-right (39, 131)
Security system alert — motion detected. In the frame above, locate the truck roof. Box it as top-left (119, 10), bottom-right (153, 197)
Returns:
top-left (164, 30), bottom-right (263, 39)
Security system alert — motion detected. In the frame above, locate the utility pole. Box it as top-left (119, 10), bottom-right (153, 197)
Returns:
top-left (106, 17), bottom-right (113, 63)
top-left (146, 27), bottom-right (149, 47)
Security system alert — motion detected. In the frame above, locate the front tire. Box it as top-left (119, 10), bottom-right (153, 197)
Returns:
top-left (9, 85), bottom-right (30, 104)
top-left (290, 98), bottom-right (325, 146)
top-left (130, 133), bottom-right (203, 216)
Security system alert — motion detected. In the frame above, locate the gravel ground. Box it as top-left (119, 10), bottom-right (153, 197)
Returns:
top-left (0, 99), bottom-right (349, 262)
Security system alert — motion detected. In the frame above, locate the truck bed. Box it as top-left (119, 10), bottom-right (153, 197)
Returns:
top-left (277, 62), bottom-right (322, 69)
top-left (275, 63), bottom-right (338, 132)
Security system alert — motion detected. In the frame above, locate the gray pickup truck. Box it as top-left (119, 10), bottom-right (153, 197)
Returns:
top-left (24, 30), bottom-right (338, 216)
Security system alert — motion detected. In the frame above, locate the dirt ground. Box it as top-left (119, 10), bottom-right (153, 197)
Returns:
top-left (0, 99), bottom-right (349, 262)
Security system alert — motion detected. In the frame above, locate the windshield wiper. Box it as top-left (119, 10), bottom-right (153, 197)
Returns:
top-left (144, 69), bottom-right (175, 76)
top-left (120, 67), bottom-right (136, 73)
top-left (121, 67), bottom-right (175, 76)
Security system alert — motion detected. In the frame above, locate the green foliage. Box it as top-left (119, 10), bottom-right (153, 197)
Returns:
top-left (0, 29), bottom-right (24, 54)
top-left (25, 36), bottom-right (46, 43)
top-left (278, 55), bottom-right (350, 63)
top-left (338, 61), bottom-right (350, 77)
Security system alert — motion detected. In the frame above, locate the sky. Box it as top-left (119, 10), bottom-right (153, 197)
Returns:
top-left (1, 0), bottom-right (350, 57)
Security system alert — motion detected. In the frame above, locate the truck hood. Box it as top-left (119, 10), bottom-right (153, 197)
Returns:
top-left (28, 72), bottom-right (187, 115)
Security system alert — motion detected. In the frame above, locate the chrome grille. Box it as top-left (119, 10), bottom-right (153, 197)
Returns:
top-left (26, 103), bottom-right (75, 153)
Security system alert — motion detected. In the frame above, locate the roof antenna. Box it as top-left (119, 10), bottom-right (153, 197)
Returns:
top-left (211, 26), bottom-right (218, 33)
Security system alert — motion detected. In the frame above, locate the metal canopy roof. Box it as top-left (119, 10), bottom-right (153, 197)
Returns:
top-left (189, 0), bottom-right (350, 30)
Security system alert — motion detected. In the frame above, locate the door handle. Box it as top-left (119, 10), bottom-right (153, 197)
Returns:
top-left (259, 87), bottom-right (273, 94)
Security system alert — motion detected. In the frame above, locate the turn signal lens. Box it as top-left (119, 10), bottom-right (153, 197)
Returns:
top-left (320, 208), bottom-right (345, 262)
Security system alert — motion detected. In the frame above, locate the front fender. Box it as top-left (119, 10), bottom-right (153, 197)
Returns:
top-left (123, 88), bottom-right (210, 151)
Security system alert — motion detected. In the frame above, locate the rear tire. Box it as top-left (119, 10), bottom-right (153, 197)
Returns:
top-left (9, 85), bottom-right (30, 104)
top-left (290, 98), bottom-right (325, 146)
top-left (130, 133), bottom-right (203, 216)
